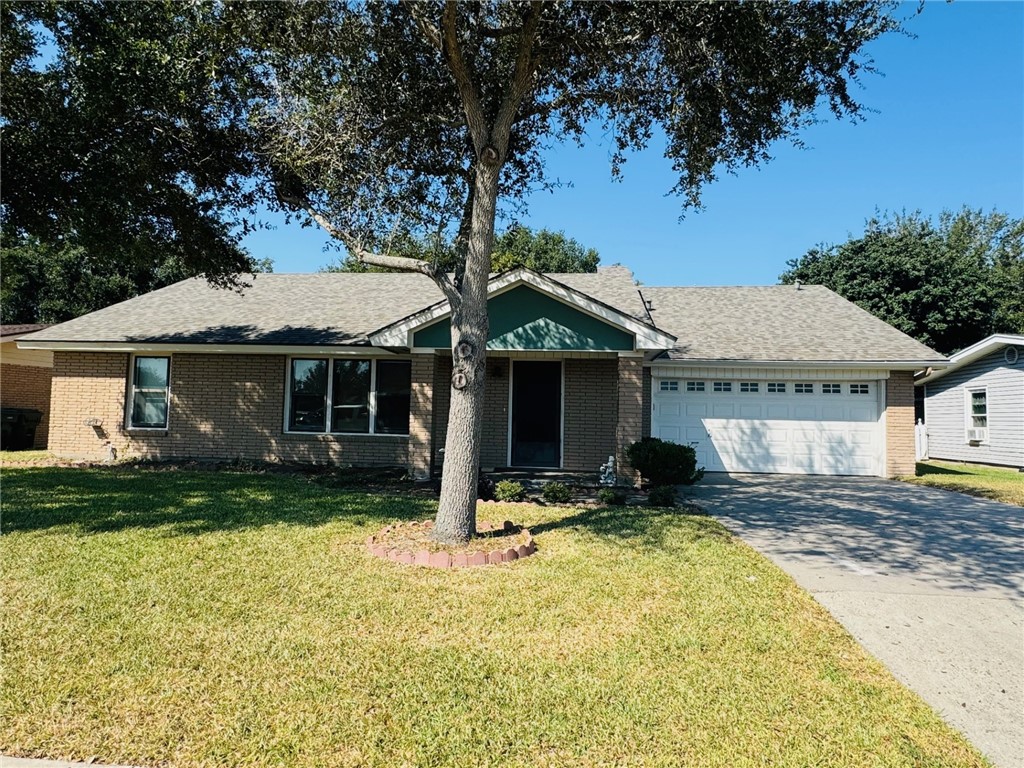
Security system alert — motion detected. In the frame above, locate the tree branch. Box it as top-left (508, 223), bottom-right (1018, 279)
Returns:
top-left (407, 2), bottom-right (443, 50)
top-left (280, 193), bottom-right (460, 306)
top-left (440, 1), bottom-right (488, 154)
top-left (491, 2), bottom-right (543, 153)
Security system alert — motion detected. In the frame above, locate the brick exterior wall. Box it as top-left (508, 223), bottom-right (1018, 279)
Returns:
top-left (1, 363), bottom-right (53, 448)
top-left (48, 350), bottom-right (631, 476)
top-left (641, 366), bottom-right (652, 438)
top-left (563, 358), bottom-right (618, 471)
top-left (49, 352), bottom-right (410, 467)
top-left (885, 371), bottom-right (916, 477)
top-left (615, 357), bottom-right (644, 484)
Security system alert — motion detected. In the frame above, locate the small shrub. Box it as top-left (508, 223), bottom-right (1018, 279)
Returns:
top-left (626, 437), bottom-right (704, 486)
top-left (597, 487), bottom-right (629, 506)
top-left (494, 479), bottom-right (527, 503)
top-left (647, 485), bottom-right (677, 507)
top-left (477, 476), bottom-right (496, 501)
top-left (541, 481), bottom-right (573, 504)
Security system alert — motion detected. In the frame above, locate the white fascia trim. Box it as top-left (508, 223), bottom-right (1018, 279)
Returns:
top-left (369, 269), bottom-right (677, 351)
top-left (917, 333), bottom-right (1024, 385)
top-left (17, 341), bottom-right (401, 356)
top-left (646, 358), bottom-right (946, 371)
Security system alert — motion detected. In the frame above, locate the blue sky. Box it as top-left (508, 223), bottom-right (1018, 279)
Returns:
top-left (246, 1), bottom-right (1024, 286)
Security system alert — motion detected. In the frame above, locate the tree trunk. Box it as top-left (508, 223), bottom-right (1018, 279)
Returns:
top-left (432, 162), bottom-right (501, 545)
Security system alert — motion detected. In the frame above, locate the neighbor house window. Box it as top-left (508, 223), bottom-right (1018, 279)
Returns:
top-left (740, 382), bottom-right (759, 393)
top-left (287, 358), bottom-right (411, 435)
top-left (966, 389), bottom-right (988, 442)
top-left (822, 384), bottom-right (841, 394)
top-left (850, 383), bottom-right (870, 395)
top-left (128, 356), bottom-right (170, 429)
top-left (713, 381), bottom-right (732, 392)
top-left (686, 381), bottom-right (705, 392)
top-left (767, 382), bottom-right (786, 393)
top-left (795, 383), bottom-right (813, 394)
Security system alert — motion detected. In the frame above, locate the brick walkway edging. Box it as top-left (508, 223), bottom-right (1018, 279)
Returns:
top-left (367, 519), bottom-right (536, 568)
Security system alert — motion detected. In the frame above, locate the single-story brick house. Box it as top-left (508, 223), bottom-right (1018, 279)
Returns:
top-left (917, 333), bottom-right (1024, 469)
top-left (1, 324), bottom-right (55, 449)
top-left (17, 266), bottom-right (946, 479)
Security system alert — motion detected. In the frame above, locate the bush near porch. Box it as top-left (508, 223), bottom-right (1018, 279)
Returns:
top-left (1, 467), bottom-right (988, 768)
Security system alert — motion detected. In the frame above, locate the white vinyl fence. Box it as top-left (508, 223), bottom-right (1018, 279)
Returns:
top-left (915, 419), bottom-right (929, 461)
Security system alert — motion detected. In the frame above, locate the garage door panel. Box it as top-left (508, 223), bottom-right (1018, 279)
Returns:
top-left (652, 376), bottom-right (882, 477)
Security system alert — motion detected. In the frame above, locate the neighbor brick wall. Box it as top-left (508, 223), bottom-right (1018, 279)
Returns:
top-left (1, 363), bottom-right (53, 448)
top-left (885, 371), bottom-right (916, 477)
top-left (563, 358), bottom-right (618, 471)
top-left (49, 352), bottom-right (411, 467)
top-left (616, 357), bottom-right (644, 484)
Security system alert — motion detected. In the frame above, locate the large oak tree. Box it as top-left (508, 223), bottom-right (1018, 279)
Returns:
top-left (3, 1), bottom-right (905, 544)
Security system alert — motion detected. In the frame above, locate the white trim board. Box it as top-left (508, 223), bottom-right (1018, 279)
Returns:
top-left (650, 365), bottom-right (892, 381)
top-left (18, 341), bottom-right (402, 356)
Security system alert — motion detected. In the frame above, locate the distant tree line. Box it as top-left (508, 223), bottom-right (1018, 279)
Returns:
top-left (780, 208), bottom-right (1023, 355)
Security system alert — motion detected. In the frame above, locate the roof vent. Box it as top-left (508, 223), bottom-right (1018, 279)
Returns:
top-left (644, 298), bottom-right (654, 311)
top-left (795, 279), bottom-right (802, 291)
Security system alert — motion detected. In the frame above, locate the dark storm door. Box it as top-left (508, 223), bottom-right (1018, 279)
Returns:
top-left (510, 360), bottom-right (562, 467)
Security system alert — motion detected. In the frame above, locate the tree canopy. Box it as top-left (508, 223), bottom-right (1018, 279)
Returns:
top-left (779, 208), bottom-right (1024, 355)
top-left (326, 224), bottom-right (599, 274)
top-left (0, 1), bottom-right (261, 286)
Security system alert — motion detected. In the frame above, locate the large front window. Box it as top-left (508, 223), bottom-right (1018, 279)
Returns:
top-left (129, 356), bottom-right (170, 428)
top-left (288, 358), bottom-right (410, 435)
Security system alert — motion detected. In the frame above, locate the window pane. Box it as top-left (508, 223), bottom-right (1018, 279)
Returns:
top-left (331, 360), bottom-right (371, 433)
top-left (132, 390), bottom-right (168, 428)
top-left (134, 357), bottom-right (169, 388)
top-left (290, 359), bottom-right (327, 432)
top-left (375, 360), bottom-right (411, 435)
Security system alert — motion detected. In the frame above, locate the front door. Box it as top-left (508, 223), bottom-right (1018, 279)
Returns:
top-left (510, 360), bottom-right (562, 467)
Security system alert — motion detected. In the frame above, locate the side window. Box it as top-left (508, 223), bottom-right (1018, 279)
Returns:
top-left (822, 383), bottom-right (841, 394)
top-left (659, 380), bottom-right (679, 392)
top-left (767, 382), bottom-right (786, 393)
top-left (685, 381), bottom-right (705, 392)
top-left (128, 356), bottom-right (170, 429)
top-left (713, 381), bottom-right (732, 393)
top-left (739, 382), bottom-right (759, 393)
top-left (289, 359), bottom-right (329, 432)
top-left (795, 383), bottom-right (813, 394)
top-left (966, 389), bottom-right (988, 442)
top-left (850, 383), bottom-right (870, 395)
top-left (374, 360), bottom-right (412, 435)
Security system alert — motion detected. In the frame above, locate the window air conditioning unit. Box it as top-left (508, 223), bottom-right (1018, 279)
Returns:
top-left (966, 428), bottom-right (987, 443)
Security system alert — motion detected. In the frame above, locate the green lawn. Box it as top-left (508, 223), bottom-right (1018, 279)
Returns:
top-left (1, 467), bottom-right (988, 768)
top-left (904, 460), bottom-right (1024, 506)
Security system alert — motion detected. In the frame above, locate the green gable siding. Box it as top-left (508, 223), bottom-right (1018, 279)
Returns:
top-left (412, 285), bottom-right (634, 351)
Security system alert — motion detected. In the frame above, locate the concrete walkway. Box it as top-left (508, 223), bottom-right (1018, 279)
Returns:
top-left (684, 474), bottom-right (1024, 768)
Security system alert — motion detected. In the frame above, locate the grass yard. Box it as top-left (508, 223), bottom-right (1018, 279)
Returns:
top-left (0, 449), bottom-right (55, 466)
top-left (1, 467), bottom-right (988, 768)
top-left (904, 460), bottom-right (1024, 506)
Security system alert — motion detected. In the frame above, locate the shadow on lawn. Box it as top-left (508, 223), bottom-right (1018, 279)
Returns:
top-left (529, 504), bottom-right (730, 551)
top-left (915, 462), bottom-right (972, 477)
top-left (1, 467), bottom-right (435, 536)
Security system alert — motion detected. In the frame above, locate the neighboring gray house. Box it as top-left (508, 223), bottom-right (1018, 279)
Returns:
top-left (917, 334), bottom-right (1024, 469)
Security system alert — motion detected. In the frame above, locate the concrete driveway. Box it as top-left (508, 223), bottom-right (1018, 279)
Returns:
top-left (682, 474), bottom-right (1023, 768)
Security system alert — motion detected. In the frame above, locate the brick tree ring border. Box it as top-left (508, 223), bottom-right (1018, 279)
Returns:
top-left (366, 520), bottom-right (537, 568)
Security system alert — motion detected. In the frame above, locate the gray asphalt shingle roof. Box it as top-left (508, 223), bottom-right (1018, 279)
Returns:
top-left (641, 285), bottom-right (944, 363)
top-left (24, 268), bottom-right (944, 364)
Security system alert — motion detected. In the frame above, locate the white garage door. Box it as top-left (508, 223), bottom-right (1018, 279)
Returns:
top-left (652, 377), bottom-right (883, 476)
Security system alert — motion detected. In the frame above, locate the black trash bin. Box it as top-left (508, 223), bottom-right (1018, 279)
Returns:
top-left (0, 407), bottom-right (43, 450)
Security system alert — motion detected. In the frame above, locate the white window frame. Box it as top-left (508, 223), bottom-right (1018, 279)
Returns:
top-left (686, 381), bottom-right (705, 392)
top-left (659, 380), bottom-right (679, 392)
top-left (713, 381), bottom-right (732, 393)
top-left (739, 382), bottom-right (759, 393)
top-left (795, 383), bottom-right (814, 394)
top-left (850, 383), bottom-right (870, 395)
top-left (964, 387), bottom-right (989, 444)
top-left (283, 356), bottom-right (411, 437)
top-left (767, 382), bottom-right (786, 394)
top-left (125, 354), bottom-right (171, 430)
top-left (822, 383), bottom-right (841, 394)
